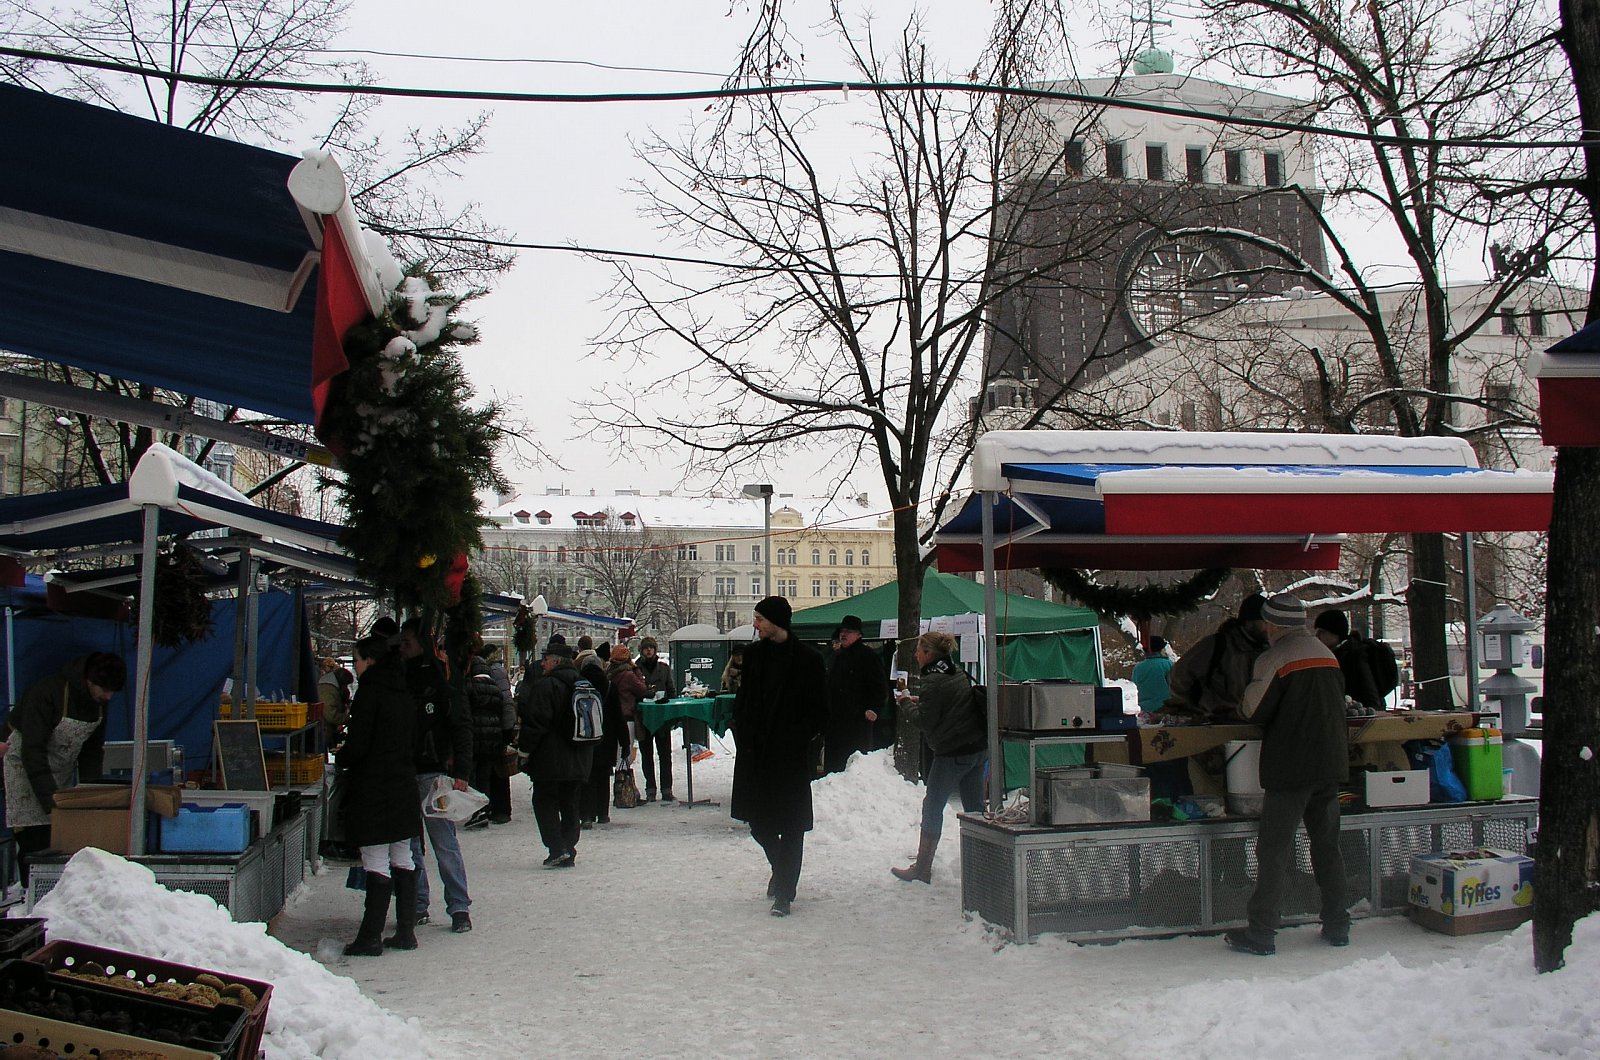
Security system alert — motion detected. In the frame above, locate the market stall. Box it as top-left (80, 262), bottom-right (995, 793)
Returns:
top-left (933, 429), bottom-right (1555, 941)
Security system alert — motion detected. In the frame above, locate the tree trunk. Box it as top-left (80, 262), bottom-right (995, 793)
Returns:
top-left (1407, 533), bottom-right (1452, 711)
top-left (890, 503), bottom-right (927, 782)
top-left (1535, 447), bottom-right (1600, 970)
top-left (1537, 0), bottom-right (1600, 973)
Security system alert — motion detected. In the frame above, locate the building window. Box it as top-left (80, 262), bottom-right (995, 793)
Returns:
top-left (1180, 400), bottom-right (1197, 431)
top-left (1530, 309), bottom-right (1546, 337)
top-left (751, 578), bottom-right (762, 596)
top-left (779, 578), bottom-right (797, 596)
top-left (715, 544), bottom-right (733, 561)
top-left (678, 544), bottom-right (699, 561)
top-left (828, 578), bottom-right (840, 598)
top-left (1064, 139), bottom-right (1085, 176)
top-left (811, 578), bottom-right (822, 598)
top-left (862, 579), bottom-right (872, 592)
top-left (1484, 382), bottom-right (1514, 417)
top-left (557, 547), bottom-right (568, 564)
top-left (751, 544), bottom-right (762, 562)
top-left (715, 576), bottom-right (736, 595)
top-left (556, 578), bottom-right (569, 596)
top-left (844, 549), bottom-right (854, 566)
top-left (811, 548), bottom-right (821, 565)
top-left (1105, 141), bottom-right (1125, 179)
top-left (717, 610), bottom-right (738, 631)
top-left (1500, 308), bottom-right (1518, 335)
top-left (845, 579), bottom-right (855, 596)
top-left (681, 577), bottom-right (699, 597)
top-left (1225, 149), bottom-right (1244, 184)
top-left (861, 549), bottom-right (870, 566)
top-left (827, 549), bottom-right (838, 565)
top-left (1145, 143), bottom-right (1166, 181)
top-left (1186, 146), bottom-right (1205, 182)
top-left (1263, 151), bottom-right (1284, 187)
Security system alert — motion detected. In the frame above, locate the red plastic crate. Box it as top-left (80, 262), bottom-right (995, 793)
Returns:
top-left (26, 940), bottom-right (271, 1060)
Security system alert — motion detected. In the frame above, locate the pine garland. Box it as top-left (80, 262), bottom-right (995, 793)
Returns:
top-left (1043, 567), bottom-right (1233, 622)
top-left (149, 546), bottom-right (215, 648)
top-left (319, 267), bottom-right (508, 613)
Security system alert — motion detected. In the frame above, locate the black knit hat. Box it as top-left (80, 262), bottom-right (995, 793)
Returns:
top-left (1238, 593), bottom-right (1267, 622)
top-left (1314, 609), bottom-right (1350, 638)
top-left (840, 614), bottom-right (863, 633)
top-left (755, 595), bottom-right (793, 631)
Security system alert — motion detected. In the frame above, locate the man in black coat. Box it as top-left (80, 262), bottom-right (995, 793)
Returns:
top-left (518, 642), bottom-right (594, 867)
top-left (731, 596), bottom-right (828, 917)
top-left (823, 614), bottom-right (889, 775)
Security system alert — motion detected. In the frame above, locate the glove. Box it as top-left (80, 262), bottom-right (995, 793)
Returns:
top-left (39, 792), bottom-right (55, 813)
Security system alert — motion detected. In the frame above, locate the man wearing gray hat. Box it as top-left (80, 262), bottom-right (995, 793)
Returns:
top-left (1224, 593), bottom-right (1352, 956)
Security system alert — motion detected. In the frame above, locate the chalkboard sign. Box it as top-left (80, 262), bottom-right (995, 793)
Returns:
top-left (214, 720), bottom-right (268, 790)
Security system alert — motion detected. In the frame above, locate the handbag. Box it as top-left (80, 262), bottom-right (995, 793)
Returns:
top-left (613, 768), bottom-right (642, 809)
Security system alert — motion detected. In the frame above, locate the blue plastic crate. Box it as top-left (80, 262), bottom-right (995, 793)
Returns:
top-left (159, 803), bottom-right (251, 854)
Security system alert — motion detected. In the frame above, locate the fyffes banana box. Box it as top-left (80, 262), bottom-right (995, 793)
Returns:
top-left (1408, 849), bottom-right (1534, 935)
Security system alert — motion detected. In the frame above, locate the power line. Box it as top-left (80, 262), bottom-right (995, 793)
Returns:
top-left (0, 44), bottom-right (1589, 151)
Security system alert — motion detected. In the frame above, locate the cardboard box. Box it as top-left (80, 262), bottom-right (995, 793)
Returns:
top-left (53, 783), bottom-right (183, 817)
top-left (1408, 849), bottom-right (1534, 935)
top-left (1129, 723), bottom-right (1261, 764)
top-left (1364, 769), bottom-right (1429, 807)
top-left (50, 807), bottom-right (134, 855)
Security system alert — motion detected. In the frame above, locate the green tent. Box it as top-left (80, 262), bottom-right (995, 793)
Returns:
top-left (790, 572), bottom-right (1101, 683)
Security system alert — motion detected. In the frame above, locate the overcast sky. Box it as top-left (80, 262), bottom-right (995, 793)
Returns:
top-left (328, 2), bottom-right (1439, 506)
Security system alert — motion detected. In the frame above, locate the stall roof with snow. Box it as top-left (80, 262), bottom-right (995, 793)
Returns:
top-left (0, 82), bottom-right (384, 427)
top-left (934, 430), bottom-right (1554, 573)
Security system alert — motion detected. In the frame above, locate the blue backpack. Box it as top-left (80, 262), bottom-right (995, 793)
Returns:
top-left (570, 678), bottom-right (604, 743)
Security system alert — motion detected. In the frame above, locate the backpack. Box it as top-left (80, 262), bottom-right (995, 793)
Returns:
top-left (1358, 635), bottom-right (1401, 697)
top-left (968, 682), bottom-right (989, 727)
top-left (570, 678), bottom-right (604, 743)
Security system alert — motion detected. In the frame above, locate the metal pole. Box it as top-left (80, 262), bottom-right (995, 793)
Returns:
top-left (981, 492), bottom-right (1002, 812)
top-left (1462, 532), bottom-right (1479, 714)
top-left (763, 493), bottom-right (772, 597)
top-left (129, 504), bottom-right (159, 856)
top-left (245, 560), bottom-right (261, 714)
top-left (231, 549), bottom-right (250, 710)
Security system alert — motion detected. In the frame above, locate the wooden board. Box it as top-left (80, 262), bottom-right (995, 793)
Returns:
top-left (213, 720), bottom-right (268, 790)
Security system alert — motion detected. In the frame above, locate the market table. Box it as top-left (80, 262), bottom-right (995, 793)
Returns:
top-left (960, 795), bottom-right (1538, 943)
top-left (638, 696), bottom-right (735, 807)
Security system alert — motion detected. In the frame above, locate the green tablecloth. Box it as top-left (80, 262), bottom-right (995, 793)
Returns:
top-left (1002, 736), bottom-right (1087, 792)
top-left (640, 696), bottom-right (734, 737)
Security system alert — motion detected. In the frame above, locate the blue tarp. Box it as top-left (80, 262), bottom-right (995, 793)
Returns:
top-left (0, 593), bottom-right (312, 775)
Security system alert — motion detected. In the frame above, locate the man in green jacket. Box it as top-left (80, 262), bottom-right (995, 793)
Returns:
top-left (1225, 594), bottom-right (1351, 956)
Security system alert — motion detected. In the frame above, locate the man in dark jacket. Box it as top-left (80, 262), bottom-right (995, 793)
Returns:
top-left (1313, 609), bottom-right (1385, 713)
top-left (518, 642), bottom-right (594, 867)
top-left (1163, 593), bottom-right (1269, 721)
top-left (634, 637), bottom-right (678, 802)
top-left (1226, 594), bottom-right (1352, 956)
top-left (822, 614), bottom-right (889, 775)
top-left (399, 621), bottom-right (475, 933)
top-left (731, 596), bottom-right (827, 917)
top-left (465, 649), bottom-right (512, 828)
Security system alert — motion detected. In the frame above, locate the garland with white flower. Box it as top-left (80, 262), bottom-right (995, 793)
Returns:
top-left (320, 267), bottom-right (507, 615)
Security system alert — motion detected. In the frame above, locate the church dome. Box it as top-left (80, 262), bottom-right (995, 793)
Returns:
top-left (1132, 47), bottom-right (1175, 75)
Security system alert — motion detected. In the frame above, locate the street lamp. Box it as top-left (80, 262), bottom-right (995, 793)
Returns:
top-left (742, 483), bottom-right (774, 601)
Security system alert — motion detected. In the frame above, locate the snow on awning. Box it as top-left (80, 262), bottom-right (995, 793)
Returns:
top-left (0, 83), bottom-right (383, 428)
top-left (1531, 323), bottom-right (1600, 447)
top-left (935, 430), bottom-right (1552, 573)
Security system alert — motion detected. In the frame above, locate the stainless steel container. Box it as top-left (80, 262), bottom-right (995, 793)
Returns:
top-left (998, 682), bottom-right (1096, 731)
top-left (1033, 764), bottom-right (1151, 825)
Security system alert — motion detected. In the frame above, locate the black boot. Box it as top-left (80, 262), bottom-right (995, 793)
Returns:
top-left (344, 873), bottom-right (392, 957)
top-left (384, 867), bottom-right (419, 950)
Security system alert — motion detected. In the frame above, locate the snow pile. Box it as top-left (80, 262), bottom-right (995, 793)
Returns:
top-left (31, 848), bottom-right (426, 1060)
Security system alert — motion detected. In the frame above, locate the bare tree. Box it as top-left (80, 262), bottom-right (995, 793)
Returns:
top-left (590, 4), bottom-right (1093, 700)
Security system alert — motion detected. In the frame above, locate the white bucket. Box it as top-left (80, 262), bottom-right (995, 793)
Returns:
top-left (1223, 739), bottom-right (1264, 816)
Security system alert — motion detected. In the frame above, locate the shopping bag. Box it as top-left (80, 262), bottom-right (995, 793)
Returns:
top-left (613, 769), bottom-right (642, 809)
top-left (422, 775), bottom-right (490, 823)
top-left (345, 865), bottom-right (367, 891)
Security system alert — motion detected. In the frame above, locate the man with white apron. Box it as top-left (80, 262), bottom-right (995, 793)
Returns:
top-left (3, 653), bottom-right (125, 883)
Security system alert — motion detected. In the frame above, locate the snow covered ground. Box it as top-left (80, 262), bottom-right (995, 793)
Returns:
top-left (23, 746), bottom-right (1600, 1059)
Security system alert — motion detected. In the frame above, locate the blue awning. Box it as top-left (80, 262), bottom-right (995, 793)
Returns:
top-left (0, 84), bottom-right (332, 423)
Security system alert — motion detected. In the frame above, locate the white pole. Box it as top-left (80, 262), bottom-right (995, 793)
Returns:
top-left (981, 492), bottom-right (1002, 812)
top-left (129, 504), bottom-right (159, 856)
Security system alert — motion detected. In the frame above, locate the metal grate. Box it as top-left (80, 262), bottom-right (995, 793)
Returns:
top-left (960, 826), bottom-right (1016, 934)
top-left (278, 815), bottom-right (308, 903)
top-left (1481, 815), bottom-right (1530, 851)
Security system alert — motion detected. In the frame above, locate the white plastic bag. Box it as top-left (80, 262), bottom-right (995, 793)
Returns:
top-left (422, 775), bottom-right (489, 824)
